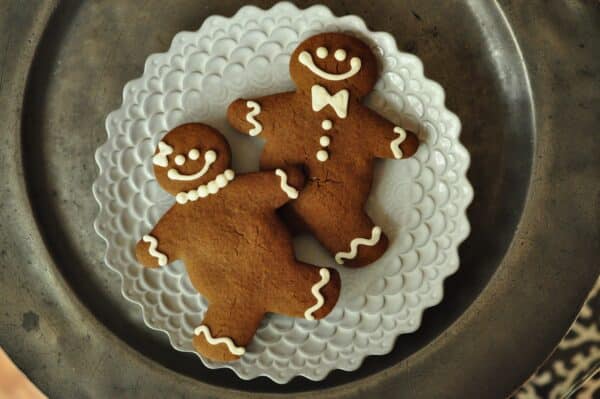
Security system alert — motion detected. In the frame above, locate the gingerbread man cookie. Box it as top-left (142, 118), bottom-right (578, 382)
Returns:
top-left (135, 123), bottom-right (341, 362)
top-left (227, 33), bottom-right (419, 267)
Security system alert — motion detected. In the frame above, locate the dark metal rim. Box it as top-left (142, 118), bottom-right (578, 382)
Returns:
top-left (2, 1), bottom-right (599, 398)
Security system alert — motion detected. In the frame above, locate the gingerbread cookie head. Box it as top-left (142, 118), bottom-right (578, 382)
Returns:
top-left (152, 123), bottom-right (233, 201)
top-left (290, 32), bottom-right (378, 100)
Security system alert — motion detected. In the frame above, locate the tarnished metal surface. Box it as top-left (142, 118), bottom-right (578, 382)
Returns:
top-left (0, 0), bottom-right (598, 398)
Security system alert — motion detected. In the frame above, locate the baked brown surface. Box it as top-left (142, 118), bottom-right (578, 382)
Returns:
top-left (227, 32), bottom-right (419, 267)
top-left (135, 123), bottom-right (341, 362)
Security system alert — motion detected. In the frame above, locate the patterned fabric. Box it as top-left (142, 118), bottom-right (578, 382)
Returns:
top-left (515, 277), bottom-right (600, 399)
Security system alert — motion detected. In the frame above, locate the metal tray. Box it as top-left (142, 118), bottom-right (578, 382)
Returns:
top-left (1, 1), bottom-right (598, 397)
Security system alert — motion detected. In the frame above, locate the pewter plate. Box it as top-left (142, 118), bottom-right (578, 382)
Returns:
top-left (93, 2), bottom-right (472, 383)
top-left (2, 1), bottom-right (599, 398)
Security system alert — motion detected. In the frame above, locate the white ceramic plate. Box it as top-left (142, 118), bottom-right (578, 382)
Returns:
top-left (93, 1), bottom-right (473, 383)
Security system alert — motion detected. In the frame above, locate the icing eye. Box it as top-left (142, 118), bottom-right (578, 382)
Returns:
top-left (174, 155), bottom-right (185, 165)
top-left (188, 149), bottom-right (200, 160)
top-left (334, 49), bottom-right (347, 61)
top-left (204, 150), bottom-right (217, 163)
top-left (316, 47), bottom-right (328, 59)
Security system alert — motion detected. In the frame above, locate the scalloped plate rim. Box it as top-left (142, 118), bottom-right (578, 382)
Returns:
top-left (92, 1), bottom-right (473, 383)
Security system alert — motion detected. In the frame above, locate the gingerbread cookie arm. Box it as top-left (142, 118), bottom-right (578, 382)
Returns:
top-left (234, 166), bottom-right (305, 209)
top-left (226, 92), bottom-right (294, 138)
top-left (361, 108), bottom-right (419, 160)
top-left (385, 125), bottom-right (419, 160)
top-left (227, 98), bottom-right (264, 137)
top-left (135, 214), bottom-right (178, 268)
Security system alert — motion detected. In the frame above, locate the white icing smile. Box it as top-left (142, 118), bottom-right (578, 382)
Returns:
top-left (298, 50), bottom-right (361, 81)
top-left (167, 150), bottom-right (217, 181)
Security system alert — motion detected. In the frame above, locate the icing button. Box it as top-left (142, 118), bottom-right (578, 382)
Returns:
top-left (319, 136), bottom-right (331, 147)
top-left (316, 150), bottom-right (329, 162)
top-left (321, 119), bottom-right (333, 130)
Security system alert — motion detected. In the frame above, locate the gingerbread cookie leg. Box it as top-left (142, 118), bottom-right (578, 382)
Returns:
top-left (332, 212), bottom-right (389, 267)
top-left (335, 228), bottom-right (388, 267)
top-left (270, 263), bottom-right (340, 320)
top-left (286, 197), bottom-right (389, 268)
top-left (193, 302), bottom-right (264, 362)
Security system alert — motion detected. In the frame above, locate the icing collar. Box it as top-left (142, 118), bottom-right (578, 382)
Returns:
top-left (175, 169), bottom-right (235, 204)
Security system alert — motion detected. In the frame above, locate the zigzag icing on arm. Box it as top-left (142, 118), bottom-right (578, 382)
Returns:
top-left (245, 101), bottom-right (263, 136)
top-left (335, 226), bottom-right (382, 264)
top-left (194, 325), bottom-right (245, 356)
top-left (390, 127), bottom-right (407, 159)
top-left (304, 268), bottom-right (330, 320)
top-left (275, 169), bottom-right (299, 199)
top-left (142, 235), bottom-right (168, 266)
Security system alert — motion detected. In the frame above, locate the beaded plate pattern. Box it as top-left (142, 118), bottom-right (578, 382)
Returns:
top-left (93, 2), bottom-right (473, 383)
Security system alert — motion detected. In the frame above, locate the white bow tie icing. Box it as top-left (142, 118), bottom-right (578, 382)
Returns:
top-left (311, 85), bottom-right (349, 119)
